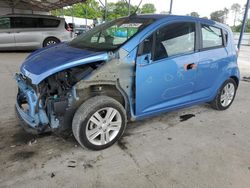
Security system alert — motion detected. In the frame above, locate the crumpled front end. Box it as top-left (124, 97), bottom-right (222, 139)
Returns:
top-left (15, 62), bottom-right (100, 134)
top-left (15, 73), bottom-right (49, 133)
top-left (14, 42), bottom-right (111, 134)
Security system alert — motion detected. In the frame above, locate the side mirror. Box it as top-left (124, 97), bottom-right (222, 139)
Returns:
top-left (137, 53), bottom-right (152, 66)
top-left (144, 53), bottom-right (152, 63)
top-left (141, 53), bottom-right (152, 65)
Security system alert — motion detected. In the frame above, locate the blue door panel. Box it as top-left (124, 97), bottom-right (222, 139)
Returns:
top-left (194, 47), bottom-right (228, 100)
top-left (135, 53), bottom-right (198, 115)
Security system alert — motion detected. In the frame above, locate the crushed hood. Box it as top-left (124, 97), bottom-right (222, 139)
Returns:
top-left (21, 43), bottom-right (108, 85)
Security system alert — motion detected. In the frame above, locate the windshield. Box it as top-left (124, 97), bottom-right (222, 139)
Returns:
top-left (69, 17), bottom-right (155, 51)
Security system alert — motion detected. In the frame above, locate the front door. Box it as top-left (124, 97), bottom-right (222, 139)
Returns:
top-left (135, 22), bottom-right (198, 116)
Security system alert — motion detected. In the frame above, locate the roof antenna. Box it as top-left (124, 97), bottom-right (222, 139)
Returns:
top-left (130, 0), bottom-right (142, 17)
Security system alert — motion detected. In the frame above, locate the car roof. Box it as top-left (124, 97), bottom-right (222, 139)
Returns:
top-left (132, 14), bottom-right (212, 23)
top-left (1, 14), bottom-right (64, 20)
top-left (129, 14), bottom-right (229, 30)
top-left (130, 14), bottom-right (170, 20)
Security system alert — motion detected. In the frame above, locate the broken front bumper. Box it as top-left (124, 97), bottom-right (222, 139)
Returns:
top-left (15, 74), bottom-right (49, 132)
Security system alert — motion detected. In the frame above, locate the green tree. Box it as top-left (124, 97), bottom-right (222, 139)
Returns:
top-left (210, 10), bottom-right (227, 23)
top-left (231, 3), bottom-right (241, 26)
top-left (223, 7), bottom-right (229, 23)
top-left (233, 19), bottom-right (250, 32)
top-left (141, 3), bottom-right (156, 14)
top-left (51, 0), bottom-right (143, 22)
top-left (189, 12), bottom-right (199, 17)
top-left (106, 1), bottom-right (137, 20)
top-left (51, 0), bottom-right (102, 19)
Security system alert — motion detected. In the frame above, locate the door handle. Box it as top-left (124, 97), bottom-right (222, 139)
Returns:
top-left (184, 63), bottom-right (197, 70)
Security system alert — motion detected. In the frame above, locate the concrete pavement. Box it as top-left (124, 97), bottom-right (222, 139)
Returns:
top-left (0, 47), bottom-right (250, 188)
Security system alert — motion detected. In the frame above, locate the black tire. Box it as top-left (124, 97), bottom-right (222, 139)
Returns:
top-left (210, 78), bottom-right (237, 110)
top-left (72, 96), bottom-right (127, 150)
top-left (43, 37), bottom-right (60, 47)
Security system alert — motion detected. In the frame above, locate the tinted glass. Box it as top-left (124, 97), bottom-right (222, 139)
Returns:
top-left (69, 17), bottom-right (155, 51)
top-left (13, 17), bottom-right (39, 28)
top-left (0, 17), bottom-right (10, 29)
top-left (154, 22), bottom-right (195, 60)
top-left (201, 25), bottom-right (223, 48)
top-left (40, 18), bottom-right (60, 28)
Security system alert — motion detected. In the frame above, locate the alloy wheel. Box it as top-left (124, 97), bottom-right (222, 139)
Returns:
top-left (220, 83), bottom-right (235, 107)
top-left (86, 107), bottom-right (122, 146)
top-left (46, 40), bottom-right (57, 46)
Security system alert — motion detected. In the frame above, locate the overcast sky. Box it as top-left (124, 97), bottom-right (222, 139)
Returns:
top-left (108, 0), bottom-right (248, 26)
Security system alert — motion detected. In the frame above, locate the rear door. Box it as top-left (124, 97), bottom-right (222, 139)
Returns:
top-left (0, 17), bottom-right (15, 49)
top-left (135, 22), bottom-right (199, 116)
top-left (13, 17), bottom-right (42, 49)
top-left (195, 23), bottom-right (228, 99)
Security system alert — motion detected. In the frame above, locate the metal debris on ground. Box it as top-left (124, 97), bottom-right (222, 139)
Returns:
top-left (28, 139), bottom-right (37, 146)
top-left (83, 163), bottom-right (93, 169)
top-left (67, 160), bottom-right (77, 168)
top-left (51, 172), bottom-right (55, 178)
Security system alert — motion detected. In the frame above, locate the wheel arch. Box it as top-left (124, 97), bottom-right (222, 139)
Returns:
top-left (230, 76), bottom-right (239, 87)
top-left (75, 82), bottom-right (131, 120)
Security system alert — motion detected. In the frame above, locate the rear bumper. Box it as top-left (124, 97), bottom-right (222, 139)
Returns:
top-left (15, 73), bottom-right (49, 132)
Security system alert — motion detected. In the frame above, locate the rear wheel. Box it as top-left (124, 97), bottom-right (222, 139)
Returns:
top-left (211, 78), bottom-right (237, 110)
top-left (72, 96), bottom-right (127, 150)
top-left (43, 37), bottom-right (60, 47)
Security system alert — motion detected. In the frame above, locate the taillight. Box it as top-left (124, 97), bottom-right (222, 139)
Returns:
top-left (65, 23), bottom-right (72, 32)
top-left (67, 27), bottom-right (73, 32)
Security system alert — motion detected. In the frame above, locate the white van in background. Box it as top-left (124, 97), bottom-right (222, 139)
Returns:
top-left (0, 14), bottom-right (72, 50)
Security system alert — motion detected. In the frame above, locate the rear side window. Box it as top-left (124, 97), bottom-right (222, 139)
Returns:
top-left (13, 17), bottom-right (39, 28)
top-left (201, 25), bottom-right (223, 49)
top-left (12, 17), bottom-right (60, 28)
top-left (0, 17), bottom-right (10, 29)
top-left (40, 18), bottom-right (60, 28)
top-left (154, 22), bottom-right (195, 60)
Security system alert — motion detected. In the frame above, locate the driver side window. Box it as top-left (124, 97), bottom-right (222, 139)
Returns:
top-left (138, 35), bottom-right (154, 56)
top-left (138, 22), bottom-right (196, 62)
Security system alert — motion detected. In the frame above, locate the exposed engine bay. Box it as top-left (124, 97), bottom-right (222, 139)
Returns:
top-left (39, 64), bottom-right (95, 100)
top-left (16, 62), bottom-right (103, 133)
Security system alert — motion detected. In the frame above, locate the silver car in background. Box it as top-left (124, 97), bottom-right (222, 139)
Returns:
top-left (0, 14), bottom-right (72, 50)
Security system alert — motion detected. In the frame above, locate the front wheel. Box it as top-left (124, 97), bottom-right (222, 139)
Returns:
top-left (72, 96), bottom-right (127, 150)
top-left (211, 78), bottom-right (237, 110)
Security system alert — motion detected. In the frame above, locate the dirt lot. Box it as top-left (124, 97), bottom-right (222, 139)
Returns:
top-left (0, 46), bottom-right (250, 188)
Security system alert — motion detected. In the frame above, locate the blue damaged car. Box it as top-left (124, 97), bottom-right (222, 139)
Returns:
top-left (15, 14), bottom-right (240, 150)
